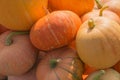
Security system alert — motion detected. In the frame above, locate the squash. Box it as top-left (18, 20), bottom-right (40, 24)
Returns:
top-left (36, 47), bottom-right (84, 80)
top-left (30, 10), bottom-right (82, 51)
top-left (104, 0), bottom-right (120, 17)
top-left (81, 6), bottom-right (120, 24)
top-left (0, 0), bottom-right (48, 31)
top-left (0, 31), bottom-right (38, 75)
top-left (86, 68), bottom-right (120, 80)
top-left (8, 68), bottom-right (37, 80)
top-left (48, 0), bottom-right (94, 16)
top-left (76, 17), bottom-right (120, 69)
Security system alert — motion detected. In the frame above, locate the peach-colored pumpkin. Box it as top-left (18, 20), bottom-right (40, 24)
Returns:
top-left (0, 31), bottom-right (38, 75)
top-left (36, 47), bottom-right (84, 80)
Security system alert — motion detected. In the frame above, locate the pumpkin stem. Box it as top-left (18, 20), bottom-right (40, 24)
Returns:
top-left (99, 6), bottom-right (109, 16)
top-left (88, 19), bottom-right (95, 29)
top-left (93, 70), bottom-right (105, 80)
top-left (5, 31), bottom-right (29, 46)
top-left (50, 59), bottom-right (60, 69)
top-left (95, 0), bottom-right (103, 9)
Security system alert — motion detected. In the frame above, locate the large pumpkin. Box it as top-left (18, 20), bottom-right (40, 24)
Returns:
top-left (36, 47), bottom-right (84, 80)
top-left (0, 0), bottom-right (48, 31)
top-left (30, 10), bottom-right (82, 51)
top-left (76, 17), bottom-right (120, 69)
top-left (0, 31), bottom-right (38, 75)
top-left (48, 0), bottom-right (94, 16)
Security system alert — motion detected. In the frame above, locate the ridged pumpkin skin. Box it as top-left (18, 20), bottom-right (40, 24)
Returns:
top-left (48, 0), bottom-right (94, 16)
top-left (0, 31), bottom-right (38, 75)
top-left (76, 17), bottom-right (120, 69)
top-left (36, 47), bottom-right (84, 80)
top-left (0, 0), bottom-right (48, 31)
top-left (30, 11), bottom-right (82, 51)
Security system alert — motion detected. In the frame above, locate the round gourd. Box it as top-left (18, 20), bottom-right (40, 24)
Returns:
top-left (36, 47), bottom-right (84, 80)
top-left (76, 17), bottom-right (120, 69)
top-left (104, 0), bottom-right (120, 17)
top-left (30, 10), bottom-right (82, 51)
top-left (86, 68), bottom-right (120, 80)
top-left (0, 31), bottom-right (38, 75)
top-left (81, 6), bottom-right (120, 24)
top-left (0, 0), bottom-right (48, 31)
top-left (48, 0), bottom-right (94, 16)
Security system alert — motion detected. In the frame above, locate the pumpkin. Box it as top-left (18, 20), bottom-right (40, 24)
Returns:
top-left (48, 0), bottom-right (94, 16)
top-left (0, 0), bottom-right (48, 31)
top-left (113, 61), bottom-right (120, 73)
top-left (8, 68), bottom-right (37, 80)
top-left (104, 0), bottom-right (120, 17)
top-left (0, 24), bottom-right (8, 34)
top-left (86, 68), bottom-right (120, 80)
top-left (0, 31), bottom-right (38, 75)
top-left (76, 17), bottom-right (120, 69)
top-left (81, 6), bottom-right (120, 24)
top-left (36, 46), bottom-right (84, 80)
top-left (30, 10), bottom-right (82, 51)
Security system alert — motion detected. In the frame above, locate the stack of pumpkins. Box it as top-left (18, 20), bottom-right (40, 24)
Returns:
top-left (0, 0), bottom-right (120, 80)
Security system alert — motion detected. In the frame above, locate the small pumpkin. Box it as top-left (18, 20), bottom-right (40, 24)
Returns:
top-left (81, 6), bottom-right (120, 24)
top-left (104, 0), bottom-right (120, 17)
top-left (30, 10), bottom-right (82, 51)
top-left (48, 0), bottom-right (94, 16)
top-left (0, 31), bottom-right (38, 75)
top-left (86, 68), bottom-right (120, 80)
top-left (36, 47), bottom-right (84, 80)
top-left (76, 17), bottom-right (120, 69)
top-left (0, 0), bottom-right (48, 31)
top-left (8, 68), bottom-right (37, 80)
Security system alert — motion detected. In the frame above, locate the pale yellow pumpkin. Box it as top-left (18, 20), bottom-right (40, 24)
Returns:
top-left (0, 0), bottom-right (48, 31)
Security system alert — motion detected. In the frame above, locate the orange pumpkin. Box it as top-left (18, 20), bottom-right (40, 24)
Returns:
top-left (81, 6), bottom-right (120, 24)
top-left (36, 47), bottom-right (84, 80)
top-left (48, 0), bottom-right (94, 16)
top-left (76, 17), bottom-right (120, 69)
top-left (30, 10), bottom-right (82, 51)
top-left (0, 31), bottom-right (38, 75)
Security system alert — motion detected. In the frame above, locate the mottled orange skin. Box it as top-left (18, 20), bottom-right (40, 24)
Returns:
top-left (36, 47), bottom-right (84, 80)
top-left (0, 31), bottom-right (38, 76)
top-left (30, 11), bottom-right (82, 51)
top-left (48, 0), bottom-right (94, 16)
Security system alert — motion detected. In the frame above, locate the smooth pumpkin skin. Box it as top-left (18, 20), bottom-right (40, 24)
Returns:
top-left (0, 0), bottom-right (48, 31)
top-left (81, 9), bottom-right (120, 24)
top-left (76, 17), bottom-right (120, 69)
top-left (0, 31), bottom-right (38, 75)
top-left (8, 68), bottom-right (37, 80)
top-left (30, 10), bottom-right (82, 51)
top-left (86, 68), bottom-right (120, 80)
top-left (48, 0), bottom-right (94, 16)
top-left (36, 47), bottom-right (84, 80)
top-left (104, 0), bottom-right (120, 17)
